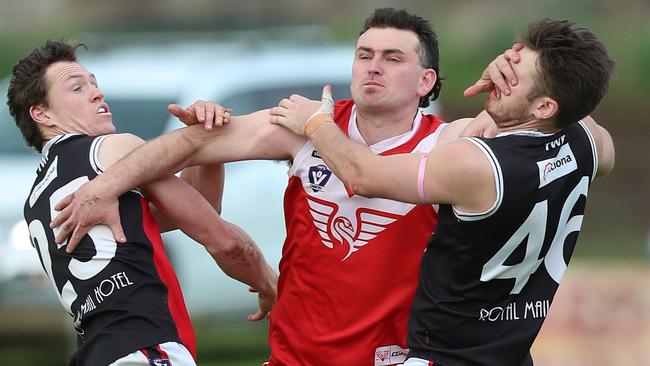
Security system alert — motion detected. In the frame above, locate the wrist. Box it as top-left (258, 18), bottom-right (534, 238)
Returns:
top-left (96, 173), bottom-right (122, 199)
top-left (304, 114), bottom-right (334, 138)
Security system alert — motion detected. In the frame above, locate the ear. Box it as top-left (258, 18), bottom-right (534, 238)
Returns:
top-left (417, 68), bottom-right (437, 97)
top-left (532, 96), bottom-right (558, 120)
top-left (29, 105), bottom-right (54, 126)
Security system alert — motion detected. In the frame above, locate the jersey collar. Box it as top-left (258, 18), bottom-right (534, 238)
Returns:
top-left (347, 105), bottom-right (423, 154)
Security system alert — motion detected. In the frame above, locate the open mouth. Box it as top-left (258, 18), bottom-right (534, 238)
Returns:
top-left (97, 104), bottom-right (111, 114)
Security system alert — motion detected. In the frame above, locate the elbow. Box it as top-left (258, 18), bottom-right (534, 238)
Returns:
top-left (345, 175), bottom-right (372, 197)
top-left (340, 161), bottom-right (377, 198)
top-left (204, 223), bottom-right (256, 261)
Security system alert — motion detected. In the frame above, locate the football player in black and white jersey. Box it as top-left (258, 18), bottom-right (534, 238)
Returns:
top-left (7, 40), bottom-right (277, 366)
top-left (269, 19), bottom-right (615, 365)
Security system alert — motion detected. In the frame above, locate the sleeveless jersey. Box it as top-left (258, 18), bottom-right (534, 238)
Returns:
top-left (268, 100), bottom-right (445, 366)
top-left (407, 122), bottom-right (598, 365)
top-left (23, 134), bottom-right (196, 366)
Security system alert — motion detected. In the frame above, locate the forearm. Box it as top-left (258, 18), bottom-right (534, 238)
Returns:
top-left (180, 163), bottom-right (225, 214)
top-left (146, 176), bottom-right (275, 295)
top-left (309, 121), bottom-right (379, 197)
top-left (98, 124), bottom-right (211, 198)
top-left (308, 119), bottom-right (425, 204)
top-left (207, 222), bottom-right (277, 295)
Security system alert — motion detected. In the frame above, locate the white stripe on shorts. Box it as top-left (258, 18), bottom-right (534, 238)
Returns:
top-left (109, 341), bottom-right (196, 366)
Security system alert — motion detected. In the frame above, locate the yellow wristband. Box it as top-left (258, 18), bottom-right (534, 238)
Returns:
top-left (304, 114), bottom-right (334, 138)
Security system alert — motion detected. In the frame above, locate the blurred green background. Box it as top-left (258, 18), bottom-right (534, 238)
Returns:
top-left (1, 0), bottom-right (648, 365)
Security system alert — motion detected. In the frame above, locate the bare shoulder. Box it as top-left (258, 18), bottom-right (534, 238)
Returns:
top-left (97, 133), bottom-right (146, 169)
top-left (437, 118), bottom-right (475, 145)
top-left (427, 138), bottom-right (495, 211)
top-left (439, 138), bottom-right (492, 176)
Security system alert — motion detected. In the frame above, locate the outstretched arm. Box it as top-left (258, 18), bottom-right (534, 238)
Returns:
top-left (270, 87), bottom-right (494, 213)
top-left (143, 173), bottom-right (277, 321)
top-left (81, 133), bottom-right (277, 319)
top-left (52, 103), bottom-right (305, 250)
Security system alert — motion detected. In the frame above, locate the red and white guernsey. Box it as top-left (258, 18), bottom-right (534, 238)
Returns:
top-left (267, 100), bottom-right (445, 366)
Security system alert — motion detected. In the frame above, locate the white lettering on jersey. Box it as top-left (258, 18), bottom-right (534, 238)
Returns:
top-left (544, 134), bottom-right (565, 151)
top-left (537, 143), bottom-right (577, 188)
top-left (29, 156), bottom-right (58, 208)
top-left (306, 196), bottom-right (409, 260)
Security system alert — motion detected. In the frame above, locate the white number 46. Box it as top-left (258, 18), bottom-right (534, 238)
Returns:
top-left (480, 176), bottom-right (589, 294)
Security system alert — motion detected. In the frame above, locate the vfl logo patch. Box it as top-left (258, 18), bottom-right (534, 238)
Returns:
top-left (308, 164), bottom-right (332, 192)
top-left (374, 345), bottom-right (409, 366)
top-left (306, 196), bottom-right (401, 260)
top-left (537, 143), bottom-right (577, 188)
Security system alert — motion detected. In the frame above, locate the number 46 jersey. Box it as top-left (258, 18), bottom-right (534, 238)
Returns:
top-left (407, 121), bottom-right (598, 365)
top-left (23, 134), bottom-right (195, 366)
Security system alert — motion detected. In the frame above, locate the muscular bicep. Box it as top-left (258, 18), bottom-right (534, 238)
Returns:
top-left (348, 140), bottom-right (493, 210)
top-left (188, 109), bottom-right (307, 166)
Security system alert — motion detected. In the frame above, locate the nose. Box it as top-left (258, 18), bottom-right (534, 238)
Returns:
top-left (367, 56), bottom-right (382, 75)
top-left (91, 85), bottom-right (105, 102)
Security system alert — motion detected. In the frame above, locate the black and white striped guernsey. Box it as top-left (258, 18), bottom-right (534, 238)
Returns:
top-left (23, 134), bottom-right (195, 366)
top-left (407, 121), bottom-right (597, 365)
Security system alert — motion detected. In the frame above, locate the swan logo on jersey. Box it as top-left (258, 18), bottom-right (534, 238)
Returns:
top-left (537, 143), bottom-right (577, 188)
top-left (308, 164), bottom-right (332, 192)
top-left (306, 196), bottom-right (401, 260)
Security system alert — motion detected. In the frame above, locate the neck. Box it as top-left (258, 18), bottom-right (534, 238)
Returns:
top-left (496, 116), bottom-right (559, 134)
top-left (355, 106), bottom-right (419, 145)
top-left (39, 127), bottom-right (66, 145)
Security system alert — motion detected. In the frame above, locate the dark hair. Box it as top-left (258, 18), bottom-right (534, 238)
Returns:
top-left (360, 8), bottom-right (443, 108)
top-left (520, 19), bottom-right (615, 128)
top-left (7, 39), bottom-right (86, 152)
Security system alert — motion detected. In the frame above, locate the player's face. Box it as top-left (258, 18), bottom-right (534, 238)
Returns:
top-left (485, 47), bottom-right (541, 125)
top-left (351, 27), bottom-right (434, 113)
top-left (42, 61), bottom-right (115, 136)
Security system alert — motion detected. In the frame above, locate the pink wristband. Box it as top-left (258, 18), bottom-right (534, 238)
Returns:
top-left (417, 153), bottom-right (429, 203)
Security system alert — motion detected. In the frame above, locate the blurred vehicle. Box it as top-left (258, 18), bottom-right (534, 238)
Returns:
top-left (0, 38), bottom-right (438, 318)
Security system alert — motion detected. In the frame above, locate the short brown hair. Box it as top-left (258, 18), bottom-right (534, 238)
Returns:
top-left (520, 19), bottom-right (616, 128)
top-left (7, 40), bottom-right (86, 152)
